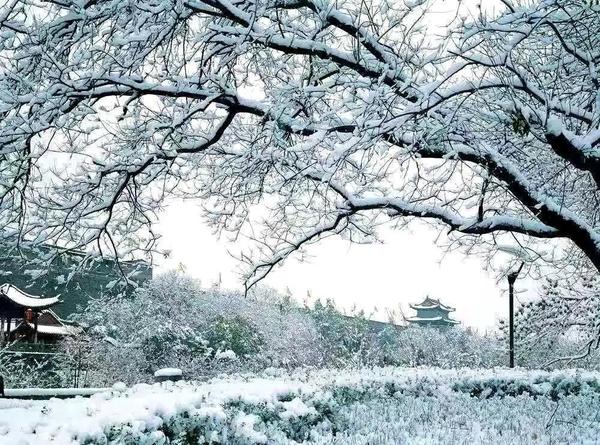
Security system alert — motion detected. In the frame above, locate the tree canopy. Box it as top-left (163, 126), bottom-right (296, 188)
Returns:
top-left (0, 0), bottom-right (598, 286)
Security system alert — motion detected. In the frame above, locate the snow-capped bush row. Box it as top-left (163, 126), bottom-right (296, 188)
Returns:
top-left (454, 372), bottom-right (600, 400)
top-left (2, 367), bottom-right (600, 444)
top-left (310, 393), bottom-right (600, 445)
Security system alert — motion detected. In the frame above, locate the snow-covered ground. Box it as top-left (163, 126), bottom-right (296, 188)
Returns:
top-left (1, 367), bottom-right (600, 444)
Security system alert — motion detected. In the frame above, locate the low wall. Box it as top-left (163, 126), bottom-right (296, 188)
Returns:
top-left (4, 387), bottom-right (110, 400)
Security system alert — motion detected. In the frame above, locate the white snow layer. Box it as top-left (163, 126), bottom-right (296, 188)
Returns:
top-left (215, 349), bottom-right (237, 360)
top-left (4, 388), bottom-right (109, 398)
top-left (153, 368), bottom-right (183, 378)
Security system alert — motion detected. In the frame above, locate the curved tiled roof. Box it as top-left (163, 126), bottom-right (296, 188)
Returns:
top-left (409, 296), bottom-right (455, 312)
top-left (0, 283), bottom-right (60, 308)
top-left (405, 315), bottom-right (460, 324)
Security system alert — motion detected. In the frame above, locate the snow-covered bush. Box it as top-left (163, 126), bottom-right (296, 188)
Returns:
top-left (309, 299), bottom-right (381, 367)
top-left (384, 325), bottom-right (503, 368)
top-left (454, 372), bottom-right (600, 400)
top-left (67, 273), bottom-right (325, 385)
top-left (4, 367), bottom-right (600, 444)
top-left (205, 316), bottom-right (263, 359)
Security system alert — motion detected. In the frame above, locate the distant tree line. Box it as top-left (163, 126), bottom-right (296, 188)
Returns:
top-left (1, 272), bottom-right (598, 388)
top-left (38, 274), bottom-right (591, 387)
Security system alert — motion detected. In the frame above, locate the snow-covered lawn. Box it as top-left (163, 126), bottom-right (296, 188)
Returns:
top-left (2, 367), bottom-right (600, 444)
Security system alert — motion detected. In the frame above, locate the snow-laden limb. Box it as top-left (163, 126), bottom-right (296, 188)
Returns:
top-left (0, 0), bottom-right (598, 291)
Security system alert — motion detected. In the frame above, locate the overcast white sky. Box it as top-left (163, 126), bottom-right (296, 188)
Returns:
top-left (152, 0), bottom-right (533, 332)
top-left (155, 201), bottom-right (537, 332)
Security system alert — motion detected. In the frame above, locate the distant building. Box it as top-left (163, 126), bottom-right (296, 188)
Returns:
top-left (0, 244), bottom-right (152, 318)
top-left (0, 284), bottom-right (80, 343)
top-left (405, 297), bottom-right (459, 327)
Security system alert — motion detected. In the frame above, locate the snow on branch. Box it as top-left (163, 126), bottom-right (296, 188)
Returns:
top-left (0, 0), bottom-right (598, 283)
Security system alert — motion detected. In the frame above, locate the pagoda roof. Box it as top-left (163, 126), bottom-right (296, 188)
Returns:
top-left (409, 296), bottom-right (455, 312)
top-left (0, 283), bottom-right (60, 309)
top-left (405, 315), bottom-right (460, 324)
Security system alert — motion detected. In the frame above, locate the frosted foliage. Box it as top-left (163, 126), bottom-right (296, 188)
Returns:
top-left (503, 277), bottom-right (600, 367)
top-left (392, 326), bottom-right (503, 368)
top-left (70, 273), bottom-right (326, 385)
top-left (0, 0), bottom-right (597, 293)
top-left (314, 395), bottom-right (600, 445)
top-left (64, 273), bottom-right (600, 386)
top-left (2, 367), bottom-right (600, 444)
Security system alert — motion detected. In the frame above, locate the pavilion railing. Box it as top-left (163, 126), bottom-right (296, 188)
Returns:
top-left (2, 342), bottom-right (62, 355)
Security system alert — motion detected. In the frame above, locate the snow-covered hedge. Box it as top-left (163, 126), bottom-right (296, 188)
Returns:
top-left (454, 371), bottom-right (600, 400)
top-left (3, 367), bottom-right (600, 444)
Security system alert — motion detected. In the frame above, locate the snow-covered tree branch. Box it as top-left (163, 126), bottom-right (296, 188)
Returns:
top-left (0, 0), bottom-right (598, 285)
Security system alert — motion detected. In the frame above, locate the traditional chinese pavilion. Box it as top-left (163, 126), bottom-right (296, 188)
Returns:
top-left (0, 283), bottom-right (78, 343)
top-left (405, 296), bottom-right (459, 327)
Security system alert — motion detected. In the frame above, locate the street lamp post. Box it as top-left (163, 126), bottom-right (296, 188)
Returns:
top-left (507, 262), bottom-right (525, 368)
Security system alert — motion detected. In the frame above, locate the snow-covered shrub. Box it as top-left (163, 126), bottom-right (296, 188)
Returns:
top-left (391, 325), bottom-right (504, 368)
top-left (5, 367), bottom-right (600, 444)
top-left (205, 316), bottom-right (263, 359)
top-left (455, 372), bottom-right (600, 400)
top-left (311, 391), bottom-right (600, 445)
top-left (67, 273), bottom-right (325, 384)
top-left (309, 299), bottom-right (377, 366)
top-left (501, 277), bottom-right (600, 369)
top-left (191, 287), bottom-right (325, 369)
